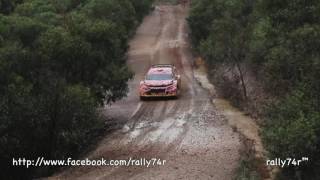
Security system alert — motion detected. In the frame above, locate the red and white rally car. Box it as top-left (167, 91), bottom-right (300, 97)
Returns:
top-left (139, 64), bottom-right (181, 100)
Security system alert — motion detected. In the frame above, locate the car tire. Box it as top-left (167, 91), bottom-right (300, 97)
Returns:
top-left (175, 88), bottom-right (180, 99)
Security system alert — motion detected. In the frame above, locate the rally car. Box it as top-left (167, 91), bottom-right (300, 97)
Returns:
top-left (139, 64), bottom-right (181, 100)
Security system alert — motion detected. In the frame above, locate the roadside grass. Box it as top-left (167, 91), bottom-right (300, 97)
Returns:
top-left (236, 158), bottom-right (261, 180)
top-left (235, 141), bottom-right (263, 180)
top-left (235, 138), bottom-right (264, 180)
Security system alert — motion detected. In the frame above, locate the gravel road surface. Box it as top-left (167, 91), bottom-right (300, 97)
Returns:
top-left (52, 5), bottom-right (242, 180)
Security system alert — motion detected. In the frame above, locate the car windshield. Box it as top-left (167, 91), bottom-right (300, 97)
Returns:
top-left (146, 74), bottom-right (173, 80)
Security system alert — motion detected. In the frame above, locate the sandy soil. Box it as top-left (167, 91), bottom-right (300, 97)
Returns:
top-left (50, 5), bottom-right (242, 180)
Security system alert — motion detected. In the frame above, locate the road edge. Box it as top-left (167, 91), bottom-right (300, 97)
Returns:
top-left (192, 57), bottom-right (278, 180)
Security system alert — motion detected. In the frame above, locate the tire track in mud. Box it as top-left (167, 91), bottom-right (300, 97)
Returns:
top-left (122, 4), bottom-right (195, 150)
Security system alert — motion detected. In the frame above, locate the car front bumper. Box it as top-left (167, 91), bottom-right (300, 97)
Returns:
top-left (139, 85), bottom-right (179, 98)
top-left (140, 92), bottom-right (178, 97)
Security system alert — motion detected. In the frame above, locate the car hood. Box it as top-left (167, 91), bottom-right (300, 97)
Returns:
top-left (144, 80), bottom-right (173, 87)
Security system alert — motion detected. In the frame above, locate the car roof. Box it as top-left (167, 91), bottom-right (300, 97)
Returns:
top-left (148, 67), bottom-right (173, 74)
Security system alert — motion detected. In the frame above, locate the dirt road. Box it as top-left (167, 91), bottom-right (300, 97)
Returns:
top-left (53, 5), bottom-right (242, 180)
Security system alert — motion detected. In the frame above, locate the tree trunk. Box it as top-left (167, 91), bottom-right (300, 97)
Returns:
top-left (235, 62), bottom-right (248, 101)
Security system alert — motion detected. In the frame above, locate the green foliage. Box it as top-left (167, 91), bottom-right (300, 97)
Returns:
top-left (189, 0), bottom-right (256, 99)
top-left (264, 89), bottom-right (318, 157)
top-left (189, 0), bottom-right (320, 179)
top-left (0, 80), bottom-right (101, 179)
top-left (189, 0), bottom-right (256, 62)
top-left (130, 0), bottom-right (154, 22)
top-left (236, 158), bottom-right (261, 180)
top-left (0, 0), bottom-right (24, 14)
top-left (84, 0), bottom-right (137, 34)
top-left (0, 0), bottom-right (154, 179)
top-left (4, 16), bottom-right (47, 46)
top-left (263, 87), bottom-right (320, 179)
top-left (261, 24), bottom-right (320, 96)
top-left (188, 0), bottom-right (223, 47)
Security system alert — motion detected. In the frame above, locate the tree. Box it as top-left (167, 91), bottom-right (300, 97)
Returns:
top-left (0, 0), bottom-right (24, 14)
top-left (189, 0), bottom-right (320, 178)
top-left (0, 0), bottom-right (154, 178)
top-left (189, 0), bottom-right (256, 100)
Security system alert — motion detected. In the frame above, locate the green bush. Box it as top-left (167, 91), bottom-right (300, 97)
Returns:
top-left (0, 0), bottom-right (154, 179)
top-left (0, 0), bottom-right (24, 14)
top-left (189, 0), bottom-right (320, 179)
top-left (263, 87), bottom-right (320, 179)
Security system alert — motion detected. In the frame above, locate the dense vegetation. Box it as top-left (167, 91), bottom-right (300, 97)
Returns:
top-left (0, 0), bottom-right (153, 179)
top-left (189, 0), bottom-right (320, 179)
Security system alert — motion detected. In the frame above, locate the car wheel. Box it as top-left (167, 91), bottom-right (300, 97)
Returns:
top-left (176, 88), bottom-right (181, 98)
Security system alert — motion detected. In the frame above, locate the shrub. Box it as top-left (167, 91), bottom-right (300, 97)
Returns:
top-left (0, 0), bottom-right (154, 179)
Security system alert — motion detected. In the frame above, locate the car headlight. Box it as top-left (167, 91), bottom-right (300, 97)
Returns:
top-left (140, 84), bottom-right (150, 91)
top-left (166, 85), bottom-right (176, 91)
